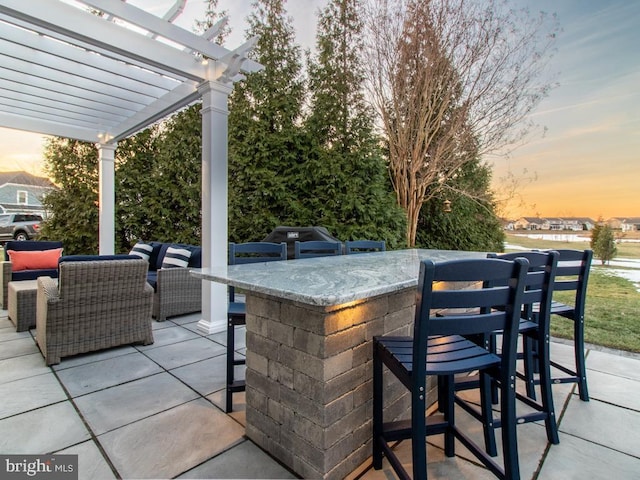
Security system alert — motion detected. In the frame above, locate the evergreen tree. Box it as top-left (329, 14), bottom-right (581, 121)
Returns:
top-left (116, 0), bottom-right (227, 249)
top-left (591, 222), bottom-right (617, 265)
top-left (39, 138), bottom-right (99, 254)
top-left (416, 158), bottom-right (505, 252)
top-left (305, 0), bottom-right (405, 247)
top-left (115, 125), bottom-right (163, 249)
top-left (151, 106), bottom-right (204, 245)
top-left (228, 0), bottom-right (309, 242)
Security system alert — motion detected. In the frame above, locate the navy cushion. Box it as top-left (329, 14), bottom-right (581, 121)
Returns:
top-left (12, 268), bottom-right (58, 281)
top-left (146, 271), bottom-right (158, 291)
top-left (154, 243), bottom-right (171, 271)
top-left (147, 242), bottom-right (166, 271)
top-left (4, 241), bottom-right (63, 261)
top-left (185, 245), bottom-right (202, 268)
top-left (58, 254), bottom-right (139, 264)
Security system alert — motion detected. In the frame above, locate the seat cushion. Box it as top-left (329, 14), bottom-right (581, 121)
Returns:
top-left (12, 268), bottom-right (59, 281)
top-left (58, 254), bottom-right (138, 264)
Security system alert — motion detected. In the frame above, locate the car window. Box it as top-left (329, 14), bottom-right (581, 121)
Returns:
top-left (0, 215), bottom-right (9, 226)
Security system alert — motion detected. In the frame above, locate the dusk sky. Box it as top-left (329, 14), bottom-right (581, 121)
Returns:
top-left (0, 0), bottom-right (637, 220)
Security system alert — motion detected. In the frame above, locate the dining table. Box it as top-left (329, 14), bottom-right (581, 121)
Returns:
top-left (191, 248), bottom-right (485, 480)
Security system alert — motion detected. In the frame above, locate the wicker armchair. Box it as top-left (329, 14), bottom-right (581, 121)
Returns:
top-left (36, 258), bottom-right (154, 365)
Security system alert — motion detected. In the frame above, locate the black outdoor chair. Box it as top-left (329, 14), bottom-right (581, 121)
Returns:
top-left (532, 249), bottom-right (593, 401)
top-left (226, 241), bottom-right (287, 412)
top-left (372, 257), bottom-right (529, 480)
top-left (294, 240), bottom-right (342, 259)
top-left (345, 240), bottom-right (386, 254)
top-left (452, 250), bottom-right (560, 457)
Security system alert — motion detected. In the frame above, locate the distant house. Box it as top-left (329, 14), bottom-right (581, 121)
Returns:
top-left (608, 217), bottom-right (640, 232)
top-left (622, 219), bottom-right (640, 232)
top-left (513, 216), bottom-right (595, 231)
top-left (546, 217), bottom-right (564, 230)
top-left (558, 217), bottom-right (596, 231)
top-left (501, 218), bottom-right (515, 231)
top-left (514, 217), bottom-right (547, 230)
top-left (607, 217), bottom-right (625, 230)
top-left (0, 171), bottom-right (56, 217)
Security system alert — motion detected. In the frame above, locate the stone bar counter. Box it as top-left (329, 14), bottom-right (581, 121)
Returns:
top-left (192, 248), bottom-right (484, 479)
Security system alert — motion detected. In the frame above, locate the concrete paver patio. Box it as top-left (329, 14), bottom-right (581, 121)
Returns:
top-left (1, 310), bottom-right (638, 479)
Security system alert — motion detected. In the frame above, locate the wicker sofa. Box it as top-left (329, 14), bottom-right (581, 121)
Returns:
top-left (1, 240), bottom-right (63, 310)
top-left (130, 241), bottom-right (202, 322)
top-left (36, 255), bottom-right (154, 365)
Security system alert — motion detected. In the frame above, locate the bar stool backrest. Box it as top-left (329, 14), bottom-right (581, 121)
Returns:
top-left (294, 240), bottom-right (342, 259)
top-left (345, 240), bottom-right (386, 254)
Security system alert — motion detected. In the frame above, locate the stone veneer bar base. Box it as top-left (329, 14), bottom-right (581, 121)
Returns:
top-left (243, 288), bottom-right (435, 480)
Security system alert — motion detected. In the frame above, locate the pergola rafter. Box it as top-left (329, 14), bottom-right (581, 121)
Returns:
top-left (0, 0), bottom-right (260, 334)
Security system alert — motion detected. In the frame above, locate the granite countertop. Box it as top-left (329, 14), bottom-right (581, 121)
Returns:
top-left (191, 249), bottom-right (485, 307)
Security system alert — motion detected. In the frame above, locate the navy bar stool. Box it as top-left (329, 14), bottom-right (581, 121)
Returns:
top-left (373, 257), bottom-right (529, 479)
top-left (226, 241), bottom-right (287, 412)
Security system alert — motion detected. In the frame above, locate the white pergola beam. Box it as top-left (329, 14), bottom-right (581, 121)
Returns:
top-left (0, 19), bottom-right (182, 91)
top-left (0, 79), bottom-right (137, 119)
top-left (0, 91), bottom-right (128, 125)
top-left (0, 112), bottom-right (103, 143)
top-left (0, 0), bottom-right (207, 82)
top-left (0, 39), bottom-right (172, 100)
top-left (160, 0), bottom-right (187, 23)
top-left (0, 104), bottom-right (113, 132)
top-left (82, 0), bottom-right (258, 72)
top-left (0, 55), bottom-right (158, 107)
top-left (110, 83), bottom-right (200, 142)
top-left (0, 70), bottom-right (145, 113)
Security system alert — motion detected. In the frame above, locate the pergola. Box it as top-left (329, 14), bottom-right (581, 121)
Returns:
top-left (0, 0), bottom-right (261, 333)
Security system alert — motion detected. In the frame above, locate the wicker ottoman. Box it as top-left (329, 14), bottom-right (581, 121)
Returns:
top-left (8, 280), bottom-right (38, 332)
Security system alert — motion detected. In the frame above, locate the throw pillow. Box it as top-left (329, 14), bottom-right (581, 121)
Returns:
top-left (129, 242), bottom-right (153, 262)
top-left (161, 247), bottom-right (191, 269)
top-left (8, 248), bottom-right (63, 271)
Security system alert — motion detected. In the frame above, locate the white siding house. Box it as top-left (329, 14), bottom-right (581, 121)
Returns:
top-left (0, 172), bottom-right (55, 217)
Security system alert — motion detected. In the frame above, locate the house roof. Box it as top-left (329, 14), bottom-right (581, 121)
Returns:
top-left (0, 0), bottom-right (261, 144)
top-left (518, 217), bottom-right (546, 224)
top-left (0, 171), bottom-right (55, 188)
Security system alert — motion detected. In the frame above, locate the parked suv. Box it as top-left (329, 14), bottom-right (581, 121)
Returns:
top-left (0, 213), bottom-right (43, 242)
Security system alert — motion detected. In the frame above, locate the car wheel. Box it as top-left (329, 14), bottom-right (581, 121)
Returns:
top-left (14, 232), bottom-right (29, 241)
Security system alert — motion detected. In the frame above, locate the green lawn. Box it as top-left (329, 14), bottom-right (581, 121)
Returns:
top-left (505, 232), bottom-right (640, 259)
top-left (505, 233), bottom-right (640, 353)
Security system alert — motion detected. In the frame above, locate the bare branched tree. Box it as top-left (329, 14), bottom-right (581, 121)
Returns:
top-left (362, 0), bottom-right (558, 246)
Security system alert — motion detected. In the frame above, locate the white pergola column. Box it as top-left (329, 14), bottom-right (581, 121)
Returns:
top-left (197, 80), bottom-right (233, 334)
top-left (97, 142), bottom-right (116, 255)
